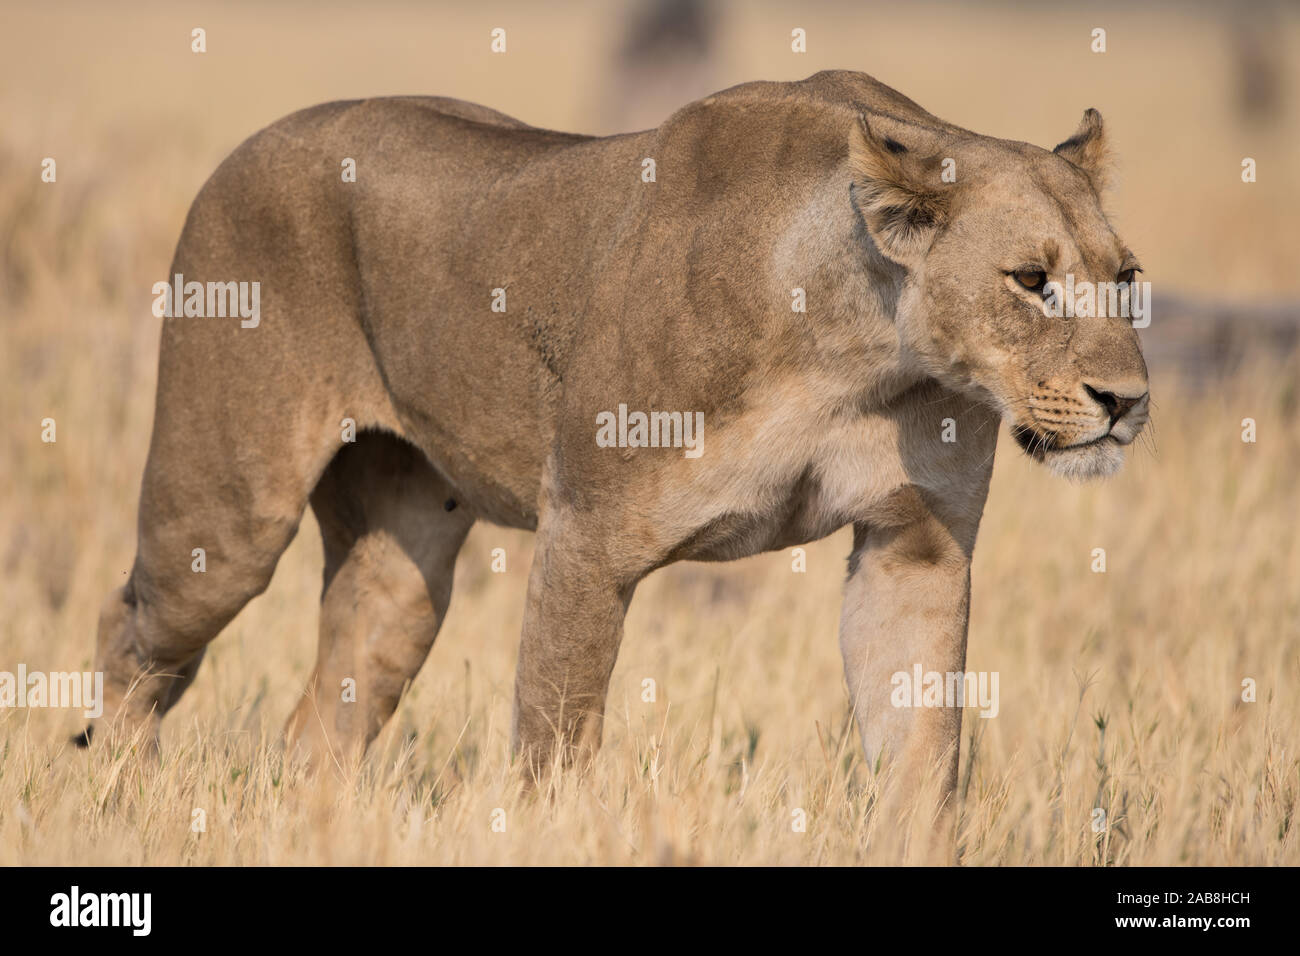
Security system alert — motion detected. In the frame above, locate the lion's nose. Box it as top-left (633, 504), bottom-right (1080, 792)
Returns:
top-left (1083, 383), bottom-right (1147, 425)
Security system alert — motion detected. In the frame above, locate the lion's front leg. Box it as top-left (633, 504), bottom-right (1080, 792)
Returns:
top-left (839, 508), bottom-right (974, 823)
top-left (511, 503), bottom-right (641, 782)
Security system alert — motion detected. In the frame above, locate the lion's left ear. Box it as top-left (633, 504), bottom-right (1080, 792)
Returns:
top-left (1053, 108), bottom-right (1110, 193)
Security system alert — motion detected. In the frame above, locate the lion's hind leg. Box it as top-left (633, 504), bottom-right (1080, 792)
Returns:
top-left (284, 432), bottom-right (474, 770)
top-left (85, 389), bottom-right (330, 752)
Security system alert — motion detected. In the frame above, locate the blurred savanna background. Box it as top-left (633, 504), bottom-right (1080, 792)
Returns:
top-left (1, 0), bottom-right (1298, 865)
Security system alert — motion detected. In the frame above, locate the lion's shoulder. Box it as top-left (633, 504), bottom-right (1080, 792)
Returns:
top-left (664, 71), bottom-right (952, 132)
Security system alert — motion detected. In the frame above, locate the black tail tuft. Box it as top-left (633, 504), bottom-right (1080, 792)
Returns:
top-left (71, 725), bottom-right (94, 748)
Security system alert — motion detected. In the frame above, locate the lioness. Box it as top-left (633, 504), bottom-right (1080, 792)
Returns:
top-left (84, 71), bottom-right (1148, 807)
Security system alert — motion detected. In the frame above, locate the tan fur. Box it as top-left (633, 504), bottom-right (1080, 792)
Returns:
top-left (84, 72), bottom-right (1148, 813)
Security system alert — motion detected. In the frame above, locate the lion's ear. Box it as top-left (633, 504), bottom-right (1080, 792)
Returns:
top-left (1053, 108), bottom-right (1110, 193)
top-left (849, 112), bottom-right (950, 266)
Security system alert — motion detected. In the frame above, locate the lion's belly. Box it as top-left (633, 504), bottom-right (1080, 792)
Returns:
top-left (360, 301), bottom-right (555, 530)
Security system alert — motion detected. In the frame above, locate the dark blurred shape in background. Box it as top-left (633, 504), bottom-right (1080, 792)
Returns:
top-left (1229, 0), bottom-right (1286, 126)
top-left (602, 0), bottom-right (719, 131)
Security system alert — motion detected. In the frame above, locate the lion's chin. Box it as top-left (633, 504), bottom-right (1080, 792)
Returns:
top-left (1039, 436), bottom-right (1125, 481)
top-left (1010, 424), bottom-right (1126, 481)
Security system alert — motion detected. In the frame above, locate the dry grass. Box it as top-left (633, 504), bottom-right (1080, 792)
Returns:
top-left (1, 0), bottom-right (1298, 865)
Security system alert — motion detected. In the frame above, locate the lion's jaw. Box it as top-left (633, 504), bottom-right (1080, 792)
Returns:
top-left (1006, 387), bottom-right (1150, 481)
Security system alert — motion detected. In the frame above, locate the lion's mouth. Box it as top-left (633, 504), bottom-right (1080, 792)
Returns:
top-left (1011, 424), bottom-right (1115, 460)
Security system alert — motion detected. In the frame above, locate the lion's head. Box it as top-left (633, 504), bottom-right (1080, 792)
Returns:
top-left (849, 107), bottom-right (1149, 480)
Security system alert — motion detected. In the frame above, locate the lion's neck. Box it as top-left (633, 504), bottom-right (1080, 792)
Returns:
top-left (760, 176), bottom-right (925, 413)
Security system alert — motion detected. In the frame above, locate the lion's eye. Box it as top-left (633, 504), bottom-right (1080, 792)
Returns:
top-left (1013, 269), bottom-right (1047, 293)
top-left (1117, 268), bottom-right (1139, 285)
